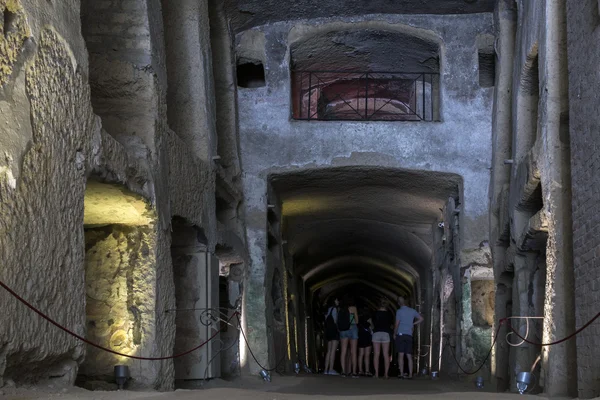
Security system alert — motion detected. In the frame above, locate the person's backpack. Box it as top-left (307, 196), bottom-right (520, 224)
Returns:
top-left (325, 309), bottom-right (337, 335)
top-left (337, 307), bottom-right (351, 331)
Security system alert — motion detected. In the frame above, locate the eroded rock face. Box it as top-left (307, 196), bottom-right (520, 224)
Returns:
top-left (80, 226), bottom-right (156, 382)
top-left (0, 0), bottom-right (242, 389)
top-left (0, 27), bottom-right (96, 386)
top-left (0, 0), bottom-right (31, 89)
top-left (470, 280), bottom-right (495, 328)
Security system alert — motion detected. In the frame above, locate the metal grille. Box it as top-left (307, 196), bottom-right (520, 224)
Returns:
top-left (292, 71), bottom-right (439, 121)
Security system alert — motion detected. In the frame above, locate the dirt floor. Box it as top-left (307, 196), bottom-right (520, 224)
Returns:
top-left (0, 374), bottom-right (571, 400)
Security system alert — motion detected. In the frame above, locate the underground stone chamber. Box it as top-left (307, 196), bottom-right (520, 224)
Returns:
top-left (263, 166), bottom-right (488, 375)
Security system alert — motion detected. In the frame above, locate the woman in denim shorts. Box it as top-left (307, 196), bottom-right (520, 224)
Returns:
top-left (372, 299), bottom-right (393, 378)
top-left (338, 297), bottom-right (359, 377)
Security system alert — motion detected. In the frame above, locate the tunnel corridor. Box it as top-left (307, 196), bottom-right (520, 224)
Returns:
top-left (265, 167), bottom-right (469, 375)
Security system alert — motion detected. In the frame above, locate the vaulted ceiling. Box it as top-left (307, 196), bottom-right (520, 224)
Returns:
top-left (270, 167), bottom-right (461, 306)
top-left (222, 0), bottom-right (496, 33)
top-left (291, 29), bottom-right (440, 72)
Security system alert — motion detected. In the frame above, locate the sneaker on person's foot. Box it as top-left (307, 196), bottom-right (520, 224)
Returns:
top-left (329, 370), bottom-right (339, 376)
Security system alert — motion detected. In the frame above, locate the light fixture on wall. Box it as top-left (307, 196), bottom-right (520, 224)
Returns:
top-left (516, 371), bottom-right (533, 394)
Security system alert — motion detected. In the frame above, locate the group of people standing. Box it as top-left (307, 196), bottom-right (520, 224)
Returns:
top-left (323, 295), bottom-right (423, 379)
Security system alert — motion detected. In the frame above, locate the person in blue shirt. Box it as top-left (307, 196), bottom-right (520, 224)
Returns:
top-left (394, 296), bottom-right (424, 379)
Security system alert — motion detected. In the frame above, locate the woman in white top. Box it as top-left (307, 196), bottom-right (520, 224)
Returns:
top-left (323, 298), bottom-right (340, 375)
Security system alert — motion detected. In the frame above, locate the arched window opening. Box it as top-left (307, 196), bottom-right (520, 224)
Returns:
top-left (291, 29), bottom-right (440, 121)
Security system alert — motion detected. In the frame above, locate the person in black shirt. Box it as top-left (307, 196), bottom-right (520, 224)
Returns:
top-left (323, 298), bottom-right (340, 375)
top-left (357, 308), bottom-right (373, 376)
top-left (371, 299), bottom-right (393, 378)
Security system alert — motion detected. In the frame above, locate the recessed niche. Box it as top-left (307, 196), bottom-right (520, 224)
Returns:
top-left (3, 8), bottom-right (17, 39)
top-left (478, 51), bottom-right (496, 88)
top-left (470, 280), bottom-right (495, 328)
top-left (237, 61), bottom-right (265, 88)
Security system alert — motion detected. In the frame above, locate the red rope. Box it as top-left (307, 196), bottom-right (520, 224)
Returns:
top-left (507, 312), bottom-right (600, 346)
top-left (0, 279), bottom-right (235, 360)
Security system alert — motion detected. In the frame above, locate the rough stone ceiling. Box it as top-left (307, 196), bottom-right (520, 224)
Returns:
top-left (271, 167), bottom-right (461, 300)
top-left (84, 181), bottom-right (152, 227)
top-left (291, 29), bottom-right (439, 72)
top-left (223, 0), bottom-right (495, 32)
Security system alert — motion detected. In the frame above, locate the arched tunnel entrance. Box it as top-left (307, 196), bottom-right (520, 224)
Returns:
top-left (266, 166), bottom-right (465, 376)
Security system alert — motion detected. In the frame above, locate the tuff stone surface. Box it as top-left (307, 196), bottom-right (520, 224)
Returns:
top-left (566, 0), bottom-right (600, 397)
top-left (0, 0), bottom-right (245, 390)
top-left (0, 0), bottom-right (31, 88)
top-left (489, 0), bottom-right (577, 396)
top-left (0, 27), bottom-right (95, 386)
top-left (81, 225), bottom-right (156, 384)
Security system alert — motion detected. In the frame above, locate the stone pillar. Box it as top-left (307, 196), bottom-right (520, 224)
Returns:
top-left (241, 175), bottom-right (271, 374)
top-left (162, 0), bottom-right (217, 162)
top-left (510, 254), bottom-right (538, 389)
top-left (208, 0), bottom-right (241, 179)
top-left (494, 265), bottom-right (513, 392)
top-left (539, 0), bottom-right (577, 396)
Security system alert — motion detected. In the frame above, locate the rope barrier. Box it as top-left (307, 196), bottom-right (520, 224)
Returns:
top-left (235, 313), bottom-right (287, 372)
top-left (444, 322), bottom-right (504, 375)
top-left (506, 312), bottom-right (600, 346)
top-left (10, 275), bottom-right (596, 374)
top-left (1, 279), bottom-right (287, 371)
top-left (0, 279), bottom-right (234, 360)
top-left (443, 311), bottom-right (600, 376)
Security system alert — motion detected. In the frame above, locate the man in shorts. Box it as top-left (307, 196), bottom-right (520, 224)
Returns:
top-left (394, 296), bottom-right (424, 379)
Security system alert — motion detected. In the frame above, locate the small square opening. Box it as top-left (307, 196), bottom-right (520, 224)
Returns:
top-left (237, 61), bottom-right (265, 88)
